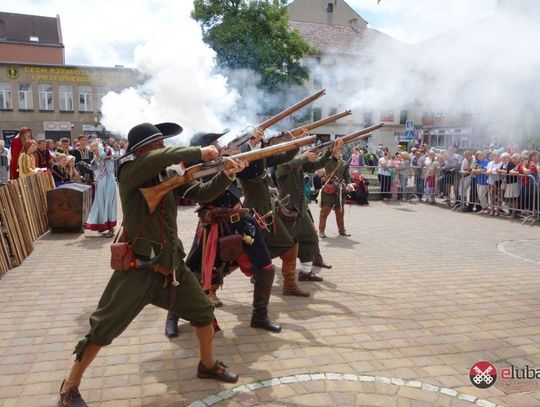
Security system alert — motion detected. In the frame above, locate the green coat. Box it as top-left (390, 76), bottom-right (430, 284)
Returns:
top-left (238, 148), bottom-right (298, 257)
top-left (118, 146), bottom-right (233, 273)
top-left (276, 149), bottom-right (332, 216)
top-left (276, 150), bottom-right (331, 262)
top-left (321, 157), bottom-right (350, 208)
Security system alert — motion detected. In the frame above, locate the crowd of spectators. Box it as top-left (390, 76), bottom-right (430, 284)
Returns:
top-left (367, 143), bottom-right (539, 218)
top-left (0, 127), bottom-right (128, 186)
top-left (0, 127), bottom-right (127, 237)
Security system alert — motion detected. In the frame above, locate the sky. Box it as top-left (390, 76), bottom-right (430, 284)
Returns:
top-left (6, 0), bottom-right (537, 144)
top-left (3, 0), bottom-right (499, 67)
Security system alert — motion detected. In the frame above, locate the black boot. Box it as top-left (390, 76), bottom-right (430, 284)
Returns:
top-left (312, 243), bottom-right (332, 269)
top-left (165, 311), bottom-right (179, 338)
top-left (250, 267), bottom-right (282, 333)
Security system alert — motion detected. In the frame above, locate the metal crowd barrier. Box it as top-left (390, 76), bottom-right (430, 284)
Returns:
top-left (348, 165), bottom-right (539, 226)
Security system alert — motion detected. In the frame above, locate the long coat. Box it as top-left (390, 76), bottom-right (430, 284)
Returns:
top-left (321, 157), bottom-right (350, 208)
top-left (118, 146), bottom-right (233, 273)
top-left (237, 147), bottom-right (298, 258)
top-left (276, 149), bottom-right (332, 262)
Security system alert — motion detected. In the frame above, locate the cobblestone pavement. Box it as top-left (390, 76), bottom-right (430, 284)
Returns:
top-left (1, 201), bottom-right (540, 407)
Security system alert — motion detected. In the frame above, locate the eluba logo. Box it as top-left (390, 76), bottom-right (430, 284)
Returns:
top-left (470, 361), bottom-right (497, 389)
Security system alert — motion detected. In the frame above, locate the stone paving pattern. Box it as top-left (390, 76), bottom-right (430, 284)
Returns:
top-left (1, 201), bottom-right (540, 406)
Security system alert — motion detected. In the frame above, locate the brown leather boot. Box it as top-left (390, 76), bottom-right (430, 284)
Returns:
top-left (281, 244), bottom-right (310, 297)
top-left (207, 284), bottom-right (223, 308)
top-left (335, 207), bottom-right (350, 236)
top-left (318, 205), bottom-right (332, 238)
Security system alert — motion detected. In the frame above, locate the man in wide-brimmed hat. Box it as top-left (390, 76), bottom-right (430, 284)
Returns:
top-left (58, 122), bottom-right (248, 407)
top-left (164, 130), bottom-right (281, 339)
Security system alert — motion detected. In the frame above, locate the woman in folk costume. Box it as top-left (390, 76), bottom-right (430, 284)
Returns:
top-left (9, 127), bottom-right (33, 180)
top-left (84, 139), bottom-right (117, 237)
top-left (17, 139), bottom-right (39, 178)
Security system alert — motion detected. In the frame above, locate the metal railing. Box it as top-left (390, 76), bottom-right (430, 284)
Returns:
top-left (341, 165), bottom-right (539, 226)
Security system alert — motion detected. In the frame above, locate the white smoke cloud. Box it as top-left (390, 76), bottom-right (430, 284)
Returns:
top-left (100, 2), bottom-right (240, 144)
top-left (319, 1), bottom-right (540, 145)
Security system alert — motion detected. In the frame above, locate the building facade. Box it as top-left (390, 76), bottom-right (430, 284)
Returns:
top-left (0, 12), bottom-right (140, 146)
top-left (287, 0), bottom-right (418, 151)
top-left (0, 63), bottom-right (140, 145)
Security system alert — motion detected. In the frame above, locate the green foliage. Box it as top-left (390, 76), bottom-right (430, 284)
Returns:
top-left (192, 0), bottom-right (312, 91)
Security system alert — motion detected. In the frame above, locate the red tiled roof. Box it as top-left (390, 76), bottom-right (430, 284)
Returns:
top-left (0, 12), bottom-right (61, 45)
top-left (289, 20), bottom-right (402, 55)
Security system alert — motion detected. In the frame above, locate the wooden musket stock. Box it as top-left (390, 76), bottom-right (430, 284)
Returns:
top-left (140, 135), bottom-right (318, 213)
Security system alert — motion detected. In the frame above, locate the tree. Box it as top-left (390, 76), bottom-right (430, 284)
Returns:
top-left (192, 0), bottom-right (312, 91)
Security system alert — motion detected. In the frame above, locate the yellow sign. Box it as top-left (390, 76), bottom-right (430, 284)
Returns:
top-left (22, 66), bottom-right (132, 84)
top-left (7, 67), bottom-right (19, 80)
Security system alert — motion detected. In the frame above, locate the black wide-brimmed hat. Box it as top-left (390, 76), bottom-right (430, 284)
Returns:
top-left (190, 129), bottom-right (229, 147)
top-left (121, 122), bottom-right (183, 158)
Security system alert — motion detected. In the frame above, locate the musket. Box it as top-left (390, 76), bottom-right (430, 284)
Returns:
top-left (266, 109), bottom-right (352, 146)
top-left (308, 122), bottom-right (385, 153)
top-left (223, 89), bottom-right (326, 149)
top-left (141, 134), bottom-right (318, 213)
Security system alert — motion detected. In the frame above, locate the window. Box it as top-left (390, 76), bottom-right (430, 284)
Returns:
top-left (96, 87), bottom-right (109, 109)
top-left (39, 84), bottom-right (54, 110)
top-left (313, 107), bottom-right (322, 121)
top-left (399, 110), bottom-right (408, 125)
top-left (59, 85), bottom-right (73, 111)
top-left (329, 75), bottom-right (337, 89)
top-left (0, 19), bottom-right (6, 39)
top-left (364, 111), bottom-right (372, 126)
top-left (313, 75), bottom-right (322, 89)
top-left (329, 108), bottom-right (337, 116)
top-left (380, 111), bottom-right (394, 122)
top-left (18, 84), bottom-right (33, 110)
top-left (0, 83), bottom-right (13, 109)
top-left (326, 3), bottom-right (333, 12)
top-left (79, 86), bottom-right (93, 112)
top-left (435, 110), bottom-right (449, 117)
top-left (315, 56), bottom-right (321, 65)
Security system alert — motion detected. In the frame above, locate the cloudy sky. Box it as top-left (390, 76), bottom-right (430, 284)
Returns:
top-left (4, 0), bottom-right (498, 67)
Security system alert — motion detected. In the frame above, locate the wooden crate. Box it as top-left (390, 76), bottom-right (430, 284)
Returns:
top-left (47, 183), bottom-right (92, 233)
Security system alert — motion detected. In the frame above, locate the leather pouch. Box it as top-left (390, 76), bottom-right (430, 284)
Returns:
top-left (110, 242), bottom-right (135, 271)
top-left (218, 234), bottom-right (244, 262)
top-left (322, 183), bottom-right (337, 194)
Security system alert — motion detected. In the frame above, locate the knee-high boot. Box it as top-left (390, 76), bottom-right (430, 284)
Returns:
top-left (281, 244), bottom-right (310, 297)
top-left (335, 207), bottom-right (350, 236)
top-left (318, 206), bottom-right (332, 237)
top-left (165, 311), bottom-right (180, 338)
top-left (250, 266), bottom-right (282, 332)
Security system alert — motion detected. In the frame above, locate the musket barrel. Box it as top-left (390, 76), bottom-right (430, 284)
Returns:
top-left (258, 89), bottom-right (326, 129)
top-left (225, 89), bottom-right (326, 148)
top-left (141, 135), bottom-right (318, 213)
top-left (289, 109), bottom-right (352, 137)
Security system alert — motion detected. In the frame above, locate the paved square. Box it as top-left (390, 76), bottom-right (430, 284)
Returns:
top-left (1, 201), bottom-right (540, 406)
